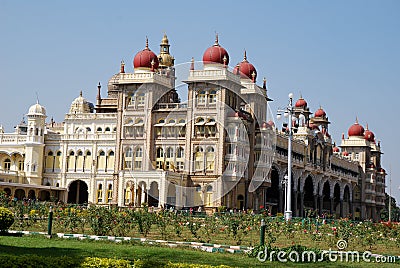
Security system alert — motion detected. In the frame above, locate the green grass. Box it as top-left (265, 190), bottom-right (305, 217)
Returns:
top-left (0, 235), bottom-right (399, 267)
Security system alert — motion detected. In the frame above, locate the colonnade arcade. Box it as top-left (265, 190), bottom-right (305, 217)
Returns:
top-left (263, 165), bottom-right (354, 219)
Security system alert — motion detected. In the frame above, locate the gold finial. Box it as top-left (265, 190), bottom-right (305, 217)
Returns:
top-left (223, 55), bottom-right (227, 66)
top-left (214, 33), bottom-right (219, 46)
top-left (145, 36), bottom-right (149, 49)
top-left (355, 116), bottom-right (358, 124)
top-left (80, 90), bottom-right (83, 97)
top-left (243, 50), bottom-right (247, 61)
top-left (366, 123), bottom-right (369, 130)
top-left (263, 77), bottom-right (267, 89)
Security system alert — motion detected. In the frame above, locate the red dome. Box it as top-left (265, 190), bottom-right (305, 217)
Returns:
top-left (233, 51), bottom-right (257, 81)
top-left (379, 168), bottom-right (386, 173)
top-left (348, 121), bottom-right (365, 137)
top-left (295, 97), bottom-right (307, 108)
top-left (342, 151), bottom-right (349, 156)
top-left (333, 147), bottom-right (340, 153)
top-left (202, 35), bottom-right (229, 65)
top-left (314, 108), bottom-right (326, 117)
top-left (364, 125), bottom-right (375, 142)
top-left (133, 39), bottom-right (159, 70)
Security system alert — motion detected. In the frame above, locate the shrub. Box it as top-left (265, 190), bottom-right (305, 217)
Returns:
top-left (0, 206), bottom-right (14, 232)
top-left (81, 257), bottom-right (132, 268)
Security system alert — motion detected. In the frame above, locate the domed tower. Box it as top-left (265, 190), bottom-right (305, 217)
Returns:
top-left (158, 33), bottom-right (174, 68)
top-left (26, 101), bottom-right (47, 143)
top-left (310, 106), bottom-right (330, 133)
top-left (69, 91), bottom-right (94, 114)
top-left (293, 95), bottom-right (311, 126)
top-left (133, 38), bottom-right (159, 72)
top-left (25, 101), bottom-right (47, 184)
top-left (233, 50), bottom-right (257, 82)
top-left (202, 34), bottom-right (229, 68)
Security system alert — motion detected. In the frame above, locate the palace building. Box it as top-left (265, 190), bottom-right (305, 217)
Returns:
top-left (0, 34), bottom-right (386, 221)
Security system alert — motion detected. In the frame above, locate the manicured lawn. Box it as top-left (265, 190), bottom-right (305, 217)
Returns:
top-left (0, 235), bottom-right (398, 267)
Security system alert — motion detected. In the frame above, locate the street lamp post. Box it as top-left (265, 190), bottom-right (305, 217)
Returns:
top-left (277, 93), bottom-right (294, 221)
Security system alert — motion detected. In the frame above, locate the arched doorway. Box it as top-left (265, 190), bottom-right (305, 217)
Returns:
top-left (148, 181), bottom-right (159, 207)
top-left (67, 180), bottom-right (88, 204)
top-left (28, 190), bottom-right (36, 200)
top-left (265, 168), bottom-right (280, 215)
top-left (39, 190), bottom-right (50, 201)
top-left (303, 176), bottom-right (314, 211)
top-left (333, 183), bottom-right (341, 218)
top-left (167, 182), bottom-right (176, 208)
top-left (4, 188), bottom-right (12, 197)
top-left (14, 189), bottom-right (25, 200)
top-left (343, 185), bottom-right (351, 217)
top-left (322, 181), bottom-right (331, 214)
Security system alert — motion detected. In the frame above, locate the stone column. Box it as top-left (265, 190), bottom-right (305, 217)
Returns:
top-left (319, 196), bottom-right (324, 216)
top-left (314, 195), bottom-right (318, 211)
top-left (300, 192), bottom-right (304, 218)
top-left (340, 199), bottom-right (344, 218)
top-left (330, 197), bottom-right (334, 216)
top-left (349, 201), bottom-right (354, 220)
top-left (279, 187), bottom-right (284, 213)
top-left (293, 190), bottom-right (298, 217)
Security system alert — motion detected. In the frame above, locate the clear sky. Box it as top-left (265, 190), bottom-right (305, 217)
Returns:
top-left (1, 0), bottom-right (399, 204)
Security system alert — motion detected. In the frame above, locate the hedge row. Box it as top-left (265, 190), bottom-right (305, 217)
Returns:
top-left (0, 255), bottom-right (232, 268)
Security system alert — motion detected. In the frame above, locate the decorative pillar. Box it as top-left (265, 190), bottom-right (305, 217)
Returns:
top-left (349, 201), bottom-right (354, 220)
top-left (141, 185), bottom-right (146, 205)
top-left (314, 195), bottom-right (318, 211)
top-left (319, 196), bottom-right (323, 216)
top-left (340, 199), bottom-right (344, 218)
top-left (300, 192), bottom-right (304, 218)
top-left (330, 197), bottom-right (334, 216)
top-left (293, 191), bottom-right (298, 217)
top-left (278, 187), bottom-right (284, 213)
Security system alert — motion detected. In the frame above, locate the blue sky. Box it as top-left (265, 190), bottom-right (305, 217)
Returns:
top-left (1, 0), bottom-right (399, 203)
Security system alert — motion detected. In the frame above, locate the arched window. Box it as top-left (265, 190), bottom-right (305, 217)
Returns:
top-left (177, 147), bottom-right (184, 158)
top-left (137, 93), bottom-right (145, 106)
top-left (156, 147), bottom-right (164, 170)
top-left (97, 184), bottom-right (103, 203)
top-left (166, 147), bottom-right (174, 158)
top-left (194, 147), bottom-right (204, 171)
top-left (48, 151), bottom-right (54, 156)
top-left (198, 90), bottom-right (206, 105)
top-left (107, 184), bottom-right (113, 203)
top-left (105, 127), bottom-right (111, 132)
top-left (135, 147), bottom-right (143, 158)
top-left (206, 147), bottom-right (215, 171)
top-left (4, 159), bottom-right (11, 171)
top-left (209, 90), bottom-right (217, 104)
top-left (134, 147), bottom-right (143, 170)
top-left (125, 147), bottom-right (133, 157)
top-left (156, 147), bottom-right (164, 158)
top-left (97, 127), bottom-right (102, 132)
